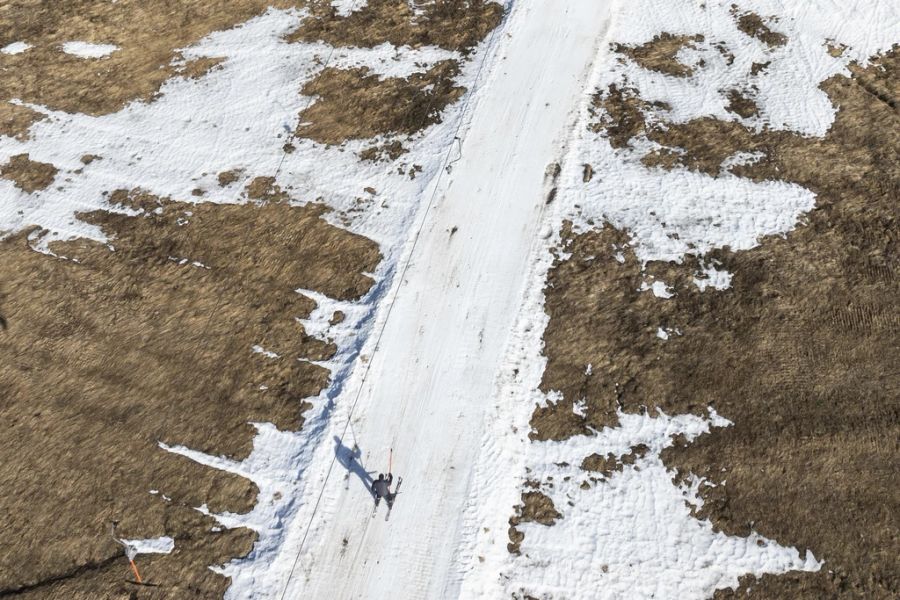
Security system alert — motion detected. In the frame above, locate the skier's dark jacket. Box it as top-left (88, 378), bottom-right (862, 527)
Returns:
top-left (372, 473), bottom-right (393, 499)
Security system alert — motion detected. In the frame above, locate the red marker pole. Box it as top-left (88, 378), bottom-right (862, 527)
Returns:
top-left (129, 558), bottom-right (143, 584)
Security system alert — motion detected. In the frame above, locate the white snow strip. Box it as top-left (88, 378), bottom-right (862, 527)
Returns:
top-left (1, 41), bottom-right (31, 55)
top-left (119, 536), bottom-right (175, 560)
top-left (272, 2), bottom-right (617, 598)
top-left (61, 41), bottom-right (120, 58)
top-left (328, 42), bottom-right (459, 80)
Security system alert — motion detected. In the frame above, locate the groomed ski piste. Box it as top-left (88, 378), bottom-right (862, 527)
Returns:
top-left (2, 0), bottom-right (897, 598)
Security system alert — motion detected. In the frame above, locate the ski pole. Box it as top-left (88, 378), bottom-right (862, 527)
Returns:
top-left (388, 447), bottom-right (393, 475)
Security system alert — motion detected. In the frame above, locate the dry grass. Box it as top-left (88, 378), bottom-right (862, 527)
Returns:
top-left (529, 48), bottom-right (899, 597)
top-left (0, 153), bottom-right (58, 192)
top-left (0, 189), bottom-right (380, 597)
top-left (297, 61), bottom-right (464, 144)
top-left (613, 33), bottom-right (704, 78)
top-left (0, 103), bottom-right (45, 140)
top-left (288, 0), bottom-right (504, 52)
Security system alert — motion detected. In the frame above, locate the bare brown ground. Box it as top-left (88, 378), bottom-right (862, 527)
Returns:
top-left (287, 0), bottom-right (504, 52)
top-left (0, 103), bottom-right (45, 140)
top-left (0, 189), bottom-right (380, 597)
top-left (530, 48), bottom-right (899, 597)
top-left (581, 443), bottom-right (650, 478)
top-left (0, 153), bottom-right (58, 193)
top-left (613, 33), bottom-right (705, 78)
top-left (0, 0), bottom-right (309, 118)
top-left (297, 61), bottom-right (464, 144)
top-left (291, 1), bottom-right (504, 147)
top-left (507, 491), bottom-right (562, 554)
top-left (733, 10), bottom-right (788, 48)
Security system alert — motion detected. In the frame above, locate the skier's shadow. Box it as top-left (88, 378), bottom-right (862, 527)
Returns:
top-left (333, 436), bottom-right (375, 498)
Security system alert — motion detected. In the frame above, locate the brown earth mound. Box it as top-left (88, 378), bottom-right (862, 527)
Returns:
top-left (0, 189), bottom-right (380, 597)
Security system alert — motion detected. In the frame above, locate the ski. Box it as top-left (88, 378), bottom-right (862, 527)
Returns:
top-left (385, 477), bottom-right (403, 521)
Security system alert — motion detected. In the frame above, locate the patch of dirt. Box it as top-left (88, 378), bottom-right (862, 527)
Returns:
top-left (724, 88), bottom-right (758, 118)
top-left (588, 84), bottom-right (669, 150)
top-left (287, 0), bottom-right (504, 53)
top-left (613, 33), bottom-right (705, 78)
top-left (296, 61), bottom-right (464, 144)
top-left (176, 56), bottom-right (226, 80)
top-left (0, 0), bottom-right (307, 116)
top-left (580, 444), bottom-right (650, 478)
top-left (507, 491), bottom-right (562, 554)
top-left (359, 140), bottom-right (408, 162)
top-left (0, 189), bottom-right (381, 596)
top-left (0, 102), bottom-right (45, 140)
top-left (0, 153), bottom-right (58, 192)
top-left (216, 169), bottom-right (242, 187)
top-left (733, 9), bottom-right (787, 48)
top-left (531, 49), bottom-right (899, 597)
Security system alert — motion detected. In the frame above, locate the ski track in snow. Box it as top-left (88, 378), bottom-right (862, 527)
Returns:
top-left (2, 0), bottom-right (898, 598)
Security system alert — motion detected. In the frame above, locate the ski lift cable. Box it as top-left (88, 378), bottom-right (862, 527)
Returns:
top-left (277, 10), bottom-right (508, 598)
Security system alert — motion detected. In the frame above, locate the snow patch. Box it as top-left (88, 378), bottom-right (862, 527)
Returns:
top-left (694, 262), bottom-right (734, 291)
top-left (251, 345), bottom-right (280, 359)
top-left (61, 41), bottom-right (120, 58)
top-left (1, 41), bottom-right (31, 55)
top-left (119, 536), bottom-right (175, 560)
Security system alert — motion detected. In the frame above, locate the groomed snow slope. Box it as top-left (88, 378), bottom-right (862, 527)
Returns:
top-left (280, 1), bottom-right (615, 597)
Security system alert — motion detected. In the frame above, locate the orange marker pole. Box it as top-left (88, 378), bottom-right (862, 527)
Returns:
top-left (129, 558), bottom-right (143, 584)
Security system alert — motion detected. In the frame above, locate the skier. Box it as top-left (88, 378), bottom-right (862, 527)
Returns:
top-left (371, 472), bottom-right (395, 508)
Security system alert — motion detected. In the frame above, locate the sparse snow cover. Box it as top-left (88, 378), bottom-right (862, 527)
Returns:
top-left (61, 41), bottom-right (120, 58)
top-left (1, 41), bottom-right (31, 55)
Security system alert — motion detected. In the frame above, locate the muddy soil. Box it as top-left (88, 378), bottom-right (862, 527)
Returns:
top-left (530, 46), bottom-right (898, 598)
top-left (0, 190), bottom-right (380, 597)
